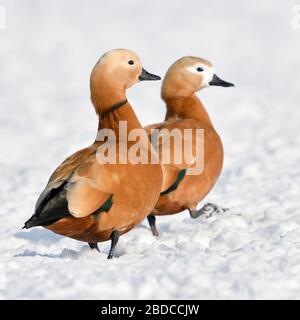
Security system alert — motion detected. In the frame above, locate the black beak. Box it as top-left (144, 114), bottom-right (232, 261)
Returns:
top-left (139, 68), bottom-right (161, 81)
top-left (209, 74), bottom-right (234, 87)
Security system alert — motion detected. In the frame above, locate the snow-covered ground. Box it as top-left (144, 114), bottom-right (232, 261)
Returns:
top-left (1, 0), bottom-right (300, 299)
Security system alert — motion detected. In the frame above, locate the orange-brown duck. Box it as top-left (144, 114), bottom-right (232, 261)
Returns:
top-left (145, 56), bottom-right (234, 235)
top-left (24, 49), bottom-right (163, 258)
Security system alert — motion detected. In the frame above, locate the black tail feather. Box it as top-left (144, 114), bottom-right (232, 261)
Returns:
top-left (23, 210), bottom-right (71, 229)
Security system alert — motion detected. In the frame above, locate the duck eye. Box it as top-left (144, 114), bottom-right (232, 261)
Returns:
top-left (128, 60), bottom-right (134, 65)
top-left (197, 67), bottom-right (203, 72)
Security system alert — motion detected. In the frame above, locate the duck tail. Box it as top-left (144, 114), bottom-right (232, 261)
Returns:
top-left (23, 215), bottom-right (54, 229)
top-left (23, 210), bottom-right (70, 229)
top-left (23, 215), bottom-right (38, 229)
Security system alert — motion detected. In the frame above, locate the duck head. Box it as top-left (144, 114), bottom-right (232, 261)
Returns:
top-left (90, 48), bottom-right (161, 113)
top-left (161, 56), bottom-right (234, 99)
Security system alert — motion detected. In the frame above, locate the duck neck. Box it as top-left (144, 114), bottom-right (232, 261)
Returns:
top-left (90, 73), bottom-right (143, 141)
top-left (164, 94), bottom-right (213, 128)
top-left (97, 101), bottom-right (142, 137)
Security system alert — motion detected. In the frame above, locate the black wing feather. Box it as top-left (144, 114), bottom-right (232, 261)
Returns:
top-left (24, 183), bottom-right (114, 229)
top-left (24, 182), bottom-right (71, 229)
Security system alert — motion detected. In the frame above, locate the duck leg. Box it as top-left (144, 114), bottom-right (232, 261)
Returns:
top-left (88, 242), bottom-right (100, 252)
top-left (189, 203), bottom-right (228, 219)
top-left (147, 215), bottom-right (159, 236)
top-left (107, 230), bottom-right (120, 259)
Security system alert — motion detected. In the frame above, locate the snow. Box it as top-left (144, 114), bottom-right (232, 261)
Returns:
top-left (1, 0), bottom-right (300, 299)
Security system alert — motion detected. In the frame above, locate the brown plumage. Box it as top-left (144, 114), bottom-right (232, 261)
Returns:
top-left (145, 56), bottom-right (234, 235)
top-left (24, 49), bottom-right (163, 258)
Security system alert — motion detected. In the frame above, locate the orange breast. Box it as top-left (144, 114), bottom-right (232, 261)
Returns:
top-left (152, 122), bottom-right (223, 215)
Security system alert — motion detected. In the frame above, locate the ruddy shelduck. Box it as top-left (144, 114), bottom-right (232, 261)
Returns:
top-left (24, 49), bottom-right (163, 258)
top-left (145, 56), bottom-right (234, 235)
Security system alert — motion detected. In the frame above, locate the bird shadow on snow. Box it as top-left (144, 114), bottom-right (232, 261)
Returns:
top-left (14, 229), bottom-right (108, 259)
top-left (15, 228), bottom-right (62, 244)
